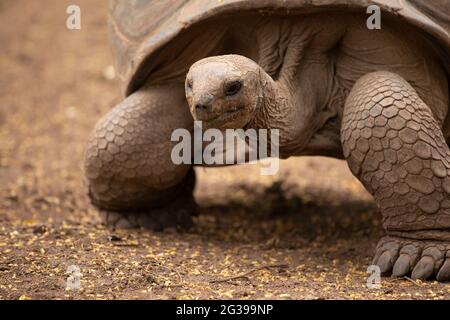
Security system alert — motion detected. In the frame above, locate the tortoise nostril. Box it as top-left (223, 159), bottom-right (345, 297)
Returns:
top-left (195, 104), bottom-right (210, 112)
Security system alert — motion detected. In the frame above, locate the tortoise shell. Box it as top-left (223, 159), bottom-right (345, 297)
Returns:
top-left (108, 0), bottom-right (450, 96)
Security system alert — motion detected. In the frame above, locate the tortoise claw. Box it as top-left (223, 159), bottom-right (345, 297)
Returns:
top-left (436, 259), bottom-right (450, 282)
top-left (373, 236), bottom-right (450, 282)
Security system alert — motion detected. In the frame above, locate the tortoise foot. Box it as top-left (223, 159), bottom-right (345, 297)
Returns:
top-left (373, 236), bottom-right (450, 282)
top-left (99, 195), bottom-right (197, 231)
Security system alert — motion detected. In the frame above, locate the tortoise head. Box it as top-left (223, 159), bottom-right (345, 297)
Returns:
top-left (185, 55), bottom-right (264, 129)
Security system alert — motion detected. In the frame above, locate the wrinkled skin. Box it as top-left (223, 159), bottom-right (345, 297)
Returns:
top-left (85, 13), bottom-right (450, 281)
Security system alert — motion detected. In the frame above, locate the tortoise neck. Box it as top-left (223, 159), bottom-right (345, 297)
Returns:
top-left (249, 69), bottom-right (291, 131)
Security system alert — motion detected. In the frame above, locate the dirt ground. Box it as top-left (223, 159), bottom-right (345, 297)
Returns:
top-left (0, 0), bottom-right (449, 300)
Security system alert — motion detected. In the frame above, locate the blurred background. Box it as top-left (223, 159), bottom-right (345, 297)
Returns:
top-left (0, 0), bottom-right (448, 300)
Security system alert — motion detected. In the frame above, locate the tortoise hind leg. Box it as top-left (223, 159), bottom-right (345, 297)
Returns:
top-left (341, 71), bottom-right (450, 282)
top-left (84, 84), bottom-right (196, 230)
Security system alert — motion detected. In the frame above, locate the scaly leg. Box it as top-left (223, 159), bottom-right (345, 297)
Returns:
top-left (341, 71), bottom-right (450, 281)
top-left (84, 84), bottom-right (195, 230)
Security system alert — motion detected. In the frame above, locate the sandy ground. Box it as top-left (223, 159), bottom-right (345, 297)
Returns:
top-left (0, 0), bottom-right (449, 300)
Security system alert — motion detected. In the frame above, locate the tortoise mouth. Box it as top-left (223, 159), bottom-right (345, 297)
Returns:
top-left (200, 107), bottom-right (246, 128)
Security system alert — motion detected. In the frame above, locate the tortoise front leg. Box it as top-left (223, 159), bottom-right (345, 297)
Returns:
top-left (84, 84), bottom-right (196, 230)
top-left (341, 71), bottom-right (450, 282)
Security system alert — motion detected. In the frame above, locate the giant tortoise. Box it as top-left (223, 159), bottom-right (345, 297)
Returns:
top-left (84, 0), bottom-right (450, 281)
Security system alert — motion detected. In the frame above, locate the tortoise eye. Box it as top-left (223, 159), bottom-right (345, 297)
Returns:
top-left (186, 80), bottom-right (193, 90)
top-left (224, 81), bottom-right (242, 96)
